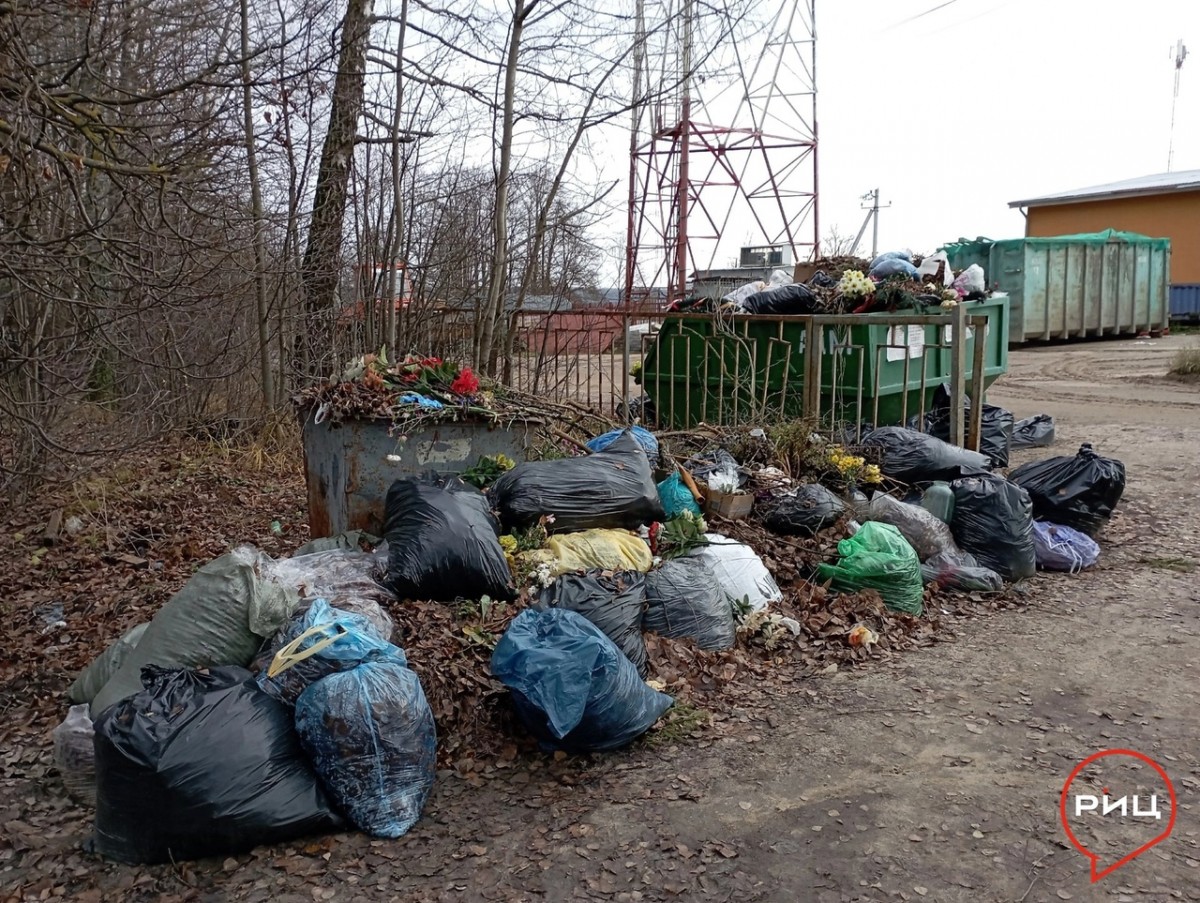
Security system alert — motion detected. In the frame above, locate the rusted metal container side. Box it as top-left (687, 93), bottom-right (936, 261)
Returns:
top-left (300, 413), bottom-right (536, 538)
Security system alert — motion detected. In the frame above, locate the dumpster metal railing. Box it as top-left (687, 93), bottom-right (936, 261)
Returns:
top-left (357, 304), bottom-right (989, 451)
top-left (635, 307), bottom-right (989, 450)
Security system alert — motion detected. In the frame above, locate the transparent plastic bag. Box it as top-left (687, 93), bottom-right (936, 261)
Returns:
top-left (865, 493), bottom-right (957, 561)
top-left (295, 660), bottom-right (436, 838)
top-left (265, 549), bottom-right (394, 607)
top-left (921, 549), bottom-right (1003, 592)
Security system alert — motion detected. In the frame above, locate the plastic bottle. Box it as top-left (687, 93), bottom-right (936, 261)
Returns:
top-left (53, 704), bottom-right (96, 807)
top-left (921, 481), bottom-right (955, 524)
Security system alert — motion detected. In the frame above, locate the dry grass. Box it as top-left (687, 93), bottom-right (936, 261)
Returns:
top-left (1168, 346), bottom-right (1200, 379)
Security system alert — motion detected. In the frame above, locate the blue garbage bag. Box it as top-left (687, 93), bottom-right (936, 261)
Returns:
top-left (869, 257), bottom-right (921, 280)
top-left (869, 250), bottom-right (912, 269)
top-left (295, 660), bottom-right (436, 838)
top-left (1032, 521), bottom-right (1100, 573)
top-left (254, 599), bottom-right (406, 705)
top-left (491, 609), bottom-right (673, 753)
top-left (587, 426), bottom-right (658, 458)
top-left (657, 471), bottom-right (702, 519)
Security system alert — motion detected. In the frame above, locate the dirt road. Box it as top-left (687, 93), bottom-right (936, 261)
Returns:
top-left (5, 335), bottom-right (1200, 903)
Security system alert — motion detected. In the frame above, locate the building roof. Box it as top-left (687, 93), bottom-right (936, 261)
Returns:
top-left (1009, 169), bottom-right (1200, 208)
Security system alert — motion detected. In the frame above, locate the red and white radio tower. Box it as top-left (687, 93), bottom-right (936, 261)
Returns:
top-left (624, 0), bottom-right (819, 307)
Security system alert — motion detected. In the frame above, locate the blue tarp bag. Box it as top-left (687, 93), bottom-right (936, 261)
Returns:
top-left (587, 426), bottom-right (658, 458)
top-left (295, 659), bottom-right (437, 838)
top-left (1032, 521), bottom-right (1100, 572)
top-left (491, 608), bottom-right (672, 753)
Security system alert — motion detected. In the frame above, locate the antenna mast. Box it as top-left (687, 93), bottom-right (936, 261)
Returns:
top-left (1169, 38), bottom-right (1188, 172)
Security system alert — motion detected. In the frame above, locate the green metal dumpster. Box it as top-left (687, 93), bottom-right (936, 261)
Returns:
top-left (640, 297), bottom-right (1009, 429)
top-left (939, 230), bottom-right (1169, 343)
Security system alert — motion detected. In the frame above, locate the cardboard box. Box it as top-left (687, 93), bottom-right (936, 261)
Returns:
top-left (703, 488), bottom-right (754, 521)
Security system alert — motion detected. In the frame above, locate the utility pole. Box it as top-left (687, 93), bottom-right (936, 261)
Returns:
top-left (849, 188), bottom-right (889, 257)
top-left (1169, 39), bottom-right (1188, 172)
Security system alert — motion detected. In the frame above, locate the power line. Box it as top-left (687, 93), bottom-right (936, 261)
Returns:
top-left (886, 0), bottom-right (964, 30)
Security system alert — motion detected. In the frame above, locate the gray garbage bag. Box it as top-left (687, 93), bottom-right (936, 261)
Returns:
top-left (643, 558), bottom-right (735, 651)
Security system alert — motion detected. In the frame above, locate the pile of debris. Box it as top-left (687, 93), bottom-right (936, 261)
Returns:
top-left (675, 248), bottom-right (992, 317)
top-left (43, 358), bottom-right (1128, 868)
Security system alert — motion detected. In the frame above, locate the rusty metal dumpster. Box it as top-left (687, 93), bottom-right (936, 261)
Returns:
top-left (299, 412), bottom-right (536, 538)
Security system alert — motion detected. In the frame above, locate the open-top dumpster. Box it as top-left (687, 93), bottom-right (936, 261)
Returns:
top-left (299, 414), bottom-right (534, 538)
top-left (940, 230), bottom-right (1169, 343)
top-left (638, 297), bottom-right (1009, 429)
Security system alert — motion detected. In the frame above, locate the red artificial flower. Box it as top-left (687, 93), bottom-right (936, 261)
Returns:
top-left (450, 367), bottom-right (480, 396)
top-left (421, 356), bottom-right (443, 368)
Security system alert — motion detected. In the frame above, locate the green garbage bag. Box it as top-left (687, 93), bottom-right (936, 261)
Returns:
top-left (816, 522), bottom-right (923, 616)
top-left (68, 623), bottom-right (149, 705)
top-left (90, 547), bottom-right (300, 717)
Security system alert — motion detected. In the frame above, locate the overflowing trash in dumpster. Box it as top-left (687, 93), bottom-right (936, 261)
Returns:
top-left (41, 348), bottom-right (1128, 865)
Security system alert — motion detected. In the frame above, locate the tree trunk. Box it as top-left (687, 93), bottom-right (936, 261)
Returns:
top-left (477, 0), bottom-right (535, 375)
top-left (240, 0), bottom-right (275, 409)
top-left (299, 0), bottom-right (375, 381)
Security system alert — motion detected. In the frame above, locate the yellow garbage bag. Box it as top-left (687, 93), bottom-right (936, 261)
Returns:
top-left (525, 529), bottom-right (653, 577)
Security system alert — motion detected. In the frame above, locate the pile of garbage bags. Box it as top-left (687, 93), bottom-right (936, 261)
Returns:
top-left (51, 418), bottom-right (1127, 864)
top-left (63, 543), bottom-right (436, 864)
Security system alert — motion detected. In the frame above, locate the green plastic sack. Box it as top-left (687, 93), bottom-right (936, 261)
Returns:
top-left (90, 547), bottom-right (300, 717)
top-left (69, 623), bottom-right (149, 705)
top-left (292, 531), bottom-right (379, 556)
top-left (816, 522), bottom-right (923, 615)
top-left (656, 472), bottom-right (702, 519)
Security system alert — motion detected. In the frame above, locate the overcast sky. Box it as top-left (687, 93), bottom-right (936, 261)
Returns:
top-left (598, 0), bottom-right (1199, 279)
top-left (816, 0), bottom-right (1198, 257)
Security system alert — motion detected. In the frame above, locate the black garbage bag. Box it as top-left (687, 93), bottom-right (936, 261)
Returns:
top-left (491, 609), bottom-right (673, 753)
top-left (948, 474), bottom-right (1036, 581)
top-left (1008, 443), bottom-right (1125, 537)
top-left (93, 666), bottom-right (343, 864)
top-left (643, 558), bottom-right (735, 651)
top-left (384, 475), bottom-right (516, 602)
top-left (833, 421), bottom-right (875, 446)
top-left (682, 448), bottom-right (749, 488)
top-left (806, 270), bottom-right (838, 288)
top-left (861, 426), bottom-right (991, 485)
top-left (535, 571), bottom-right (649, 678)
top-left (921, 549), bottom-right (1004, 592)
top-left (764, 484), bottom-right (846, 536)
top-left (741, 282), bottom-right (819, 315)
top-left (909, 387), bottom-right (1015, 468)
top-left (1011, 414), bottom-right (1055, 449)
top-left (490, 431), bottom-right (664, 534)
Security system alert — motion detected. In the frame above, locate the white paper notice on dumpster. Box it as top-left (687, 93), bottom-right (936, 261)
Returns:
top-left (886, 325), bottom-right (924, 362)
top-left (943, 320), bottom-right (990, 345)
